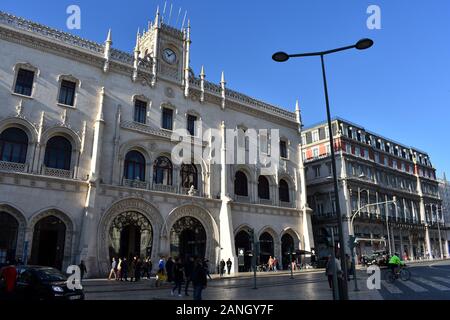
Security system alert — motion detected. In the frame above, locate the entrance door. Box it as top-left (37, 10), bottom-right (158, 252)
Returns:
top-left (235, 230), bottom-right (252, 272)
top-left (170, 216), bottom-right (206, 260)
top-left (109, 212), bottom-right (153, 261)
top-left (281, 234), bottom-right (295, 270)
top-left (31, 216), bottom-right (66, 270)
top-left (119, 225), bottom-right (141, 259)
top-left (0, 212), bottom-right (19, 263)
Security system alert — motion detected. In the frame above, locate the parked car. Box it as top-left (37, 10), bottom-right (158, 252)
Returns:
top-left (13, 265), bottom-right (85, 300)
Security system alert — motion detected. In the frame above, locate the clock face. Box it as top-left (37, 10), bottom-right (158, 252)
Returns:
top-left (163, 48), bottom-right (177, 64)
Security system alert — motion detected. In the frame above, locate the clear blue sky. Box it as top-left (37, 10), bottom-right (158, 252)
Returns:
top-left (2, 0), bottom-right (449, 178)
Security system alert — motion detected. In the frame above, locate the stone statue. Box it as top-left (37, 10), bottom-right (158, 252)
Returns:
top-left (188, 185), bottom-right (196, 196)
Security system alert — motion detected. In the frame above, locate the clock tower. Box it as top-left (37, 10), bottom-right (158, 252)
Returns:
top-left (136, 8), bottom-right (191, 91)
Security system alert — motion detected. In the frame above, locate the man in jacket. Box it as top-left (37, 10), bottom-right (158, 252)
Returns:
top-left (184, 256), bottom-right (194, 296)
top-left (226, 259), bottom-right (232, 275)
top-left (191, 258), bottom-right (207, 300)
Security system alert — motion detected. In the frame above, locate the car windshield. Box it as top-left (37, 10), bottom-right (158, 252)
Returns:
top-left (36, 268), bottom-right (67, 282)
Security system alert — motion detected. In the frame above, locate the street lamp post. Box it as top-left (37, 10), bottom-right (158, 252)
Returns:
top-left (290, 247), bottom-right (294, 279)
top-left (273, 38), bottom-right (374, 301)
top-left (248, 228), bottom-right (258, 289)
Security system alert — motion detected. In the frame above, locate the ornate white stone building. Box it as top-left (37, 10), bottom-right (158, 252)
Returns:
top-left (0, 10), bottom-right (313, 276)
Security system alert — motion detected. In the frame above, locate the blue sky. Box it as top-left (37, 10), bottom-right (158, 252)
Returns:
top-left (1, 0), bottom-right (449, 178)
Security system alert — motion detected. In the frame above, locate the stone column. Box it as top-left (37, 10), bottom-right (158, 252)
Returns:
top-left (219, 122), bottom-right (238, 273)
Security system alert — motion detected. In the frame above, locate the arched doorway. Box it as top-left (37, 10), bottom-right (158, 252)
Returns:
top-left (31, 216), bottom-right (66, 270)
top-left (0, 212), bottom-right (19, 263)
top-left (170, 217), bottom-right (206, 260)
top-left (109, 211), bottom-right (153, 260)
top-left (235, 230), bottom-right (252, 272)
top-left (281, 234), bottom-right (295, 270)
top-left (259, 232), bottom-right (274, 265)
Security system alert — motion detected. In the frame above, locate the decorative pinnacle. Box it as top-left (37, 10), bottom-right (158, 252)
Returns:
top-left (220, 71), bottom-right (226, 85)
top-left (106, 28), bottom-right (112, 43)
top-left (135, 28), bottom-right (140, 51)
top-left (200, 65), bottom-right (205, 78)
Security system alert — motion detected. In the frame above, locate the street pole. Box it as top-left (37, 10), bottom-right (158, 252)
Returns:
top-left (290, 248), bottom-right (294, 279)
top-left (330, 228), bottom-right (339, 300)
top-left (251, 230), bottom-right (257, 290)
top-left (437, 206), bottom-right (443, 259)
top-left (321, 54), bottom-right (349, 300)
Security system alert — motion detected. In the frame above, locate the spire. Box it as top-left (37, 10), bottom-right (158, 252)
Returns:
top-left (155, 6), bottom-right (160, 27)
top-left (220, 71), bottom-right (226, 110)
top-left (103, 29), bottom-right (112, 73)
top-left (186, 19), bottom-right (191, 41)
top-left (134, 28), bottom-right (140, 52)
top-left (200, 66), bottom-right (206, 103)
top-left (106, 28), bottom-right (112, 44)
top-left (200, 65), bottom-right (205, 78)
top-left (295, 99), bottom-right (302, 128)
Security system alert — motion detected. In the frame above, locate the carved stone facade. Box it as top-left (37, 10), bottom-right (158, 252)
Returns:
top-left (0, 10), bottom-right (313, 276)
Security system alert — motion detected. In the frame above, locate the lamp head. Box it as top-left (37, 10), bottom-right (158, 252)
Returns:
top-left (272, 51), bottom-right (290, 62)
top-left (355, 38), bottom-right (374, 50)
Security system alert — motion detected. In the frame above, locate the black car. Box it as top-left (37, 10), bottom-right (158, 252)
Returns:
top-left (14, 266), bottom-right (85, 300)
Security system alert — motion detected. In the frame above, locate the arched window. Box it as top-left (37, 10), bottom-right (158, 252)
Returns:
top-left (181, 164), bottom-right (198, 189)
top-left (124, 151), bottom-right (146, 181)
top-left (234, 171), bottom-right (248, 196)
top-left (279, 179), bottom-right (290, 202)
top-left (0, 128), bottom-right (28, 163)
top-left (44, 136), bottom-right (72, 170)
top-left (153, 156), bottom-right (173, 185)
top-left (258, 176), bottom-right (270, 200)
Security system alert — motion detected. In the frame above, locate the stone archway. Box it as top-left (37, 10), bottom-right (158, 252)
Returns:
top-left (98, 198), bottom-right (164, 276)
top-left (164, 205), bottom-right (219, 266)
top-left (0, 204), bottom-right (27, 263)
top-left (28, 209), bottom-right (74, 271)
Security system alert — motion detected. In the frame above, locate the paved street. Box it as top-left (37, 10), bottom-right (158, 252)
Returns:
top-left (83, 260), bottom-right (450, 300)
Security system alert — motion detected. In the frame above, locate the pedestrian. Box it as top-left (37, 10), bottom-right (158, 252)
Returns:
top-left (345, 254), bottom-right (353, 281)
top-left (268, 256), bottom-right (274, 271)
top-left (0, 262), bottom-right (17, 300)
top-left (166, 257), bottom-right (174, 283)
top-left (273, 257), bottom-right (278, 272)
top-left (121, 258), bottom-right (129, 281)
top-left (192, 258), bottom-right (207, 301)
top-left (325, 255), bottom-right (342, 291)
top-left (184, 256), bottom-right (194, 296)
top-left (203, 259), bottom-right (212, 280)
top-left (78, 260), bottom-right (87, 280)
top-left (219, 259), bottom-right (225, 277)
top-left (226, 258), bottom-right (232, 275)
top-left (171, 257), bottom-right (184, 297)
top-left (129, 257), bottom-right (136, 282)
top-left (156, 257), bottom-right (166, 287)
top-left (108, 257), bottom-right (117, 280)
top-left (135, 257), bottom-right (142, 281)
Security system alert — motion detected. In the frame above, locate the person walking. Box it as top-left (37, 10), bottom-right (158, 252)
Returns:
top-left (192, 258), bottom-right (207, 301)
top-left (184, 256), bottom-right (194, 296)
top-left (129, 257), bottom-right (136, 282)
top-left (345, 254), bottom-right (353, 281)
top-left (171, 257), bottom-right (184, 297)
top-left (108, 258), bottom-right (117, 280)
top-left (78, 260), bottom-right (87, 280)
top-left (226, 258), bottom-right (232, 275)
top-left (325, 255), bottom-right (342, 291)
top-left (135, 257), bottom-right (142, 281)
top-left (0, 262), bottom-right (17, 300)
top-left (166, 257), bottom-right (174, 283)
top-left (273, 257), bottom-right (278, 272)
top-left (219, 259), bottom-right (226, 277)
top-left (121, 258), bottom-right (128, 281)
top-left (268, 256), bottom-right (274, 271)
top-left (203, 259), bottom-right (212, 280)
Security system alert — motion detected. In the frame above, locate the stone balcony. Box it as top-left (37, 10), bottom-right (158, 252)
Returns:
top-left (0, 161), bottom-right (26, 173)
top-left (122, 179), bottom-right (205, 197)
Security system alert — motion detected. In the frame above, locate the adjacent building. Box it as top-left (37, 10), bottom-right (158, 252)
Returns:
top-left (302, 118), bottom-right (448, 262)
top-left (438, 174), bottom-right (450, 255)
top-left (0, 10), bottom-right (314, 276)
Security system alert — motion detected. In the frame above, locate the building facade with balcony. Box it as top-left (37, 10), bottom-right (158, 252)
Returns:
top-left (438, 174), bottom-right (450, 255)
top-left (0, 10), bottom-right (314, 276)
top-left (302, 118), bottom-right (448, 262)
